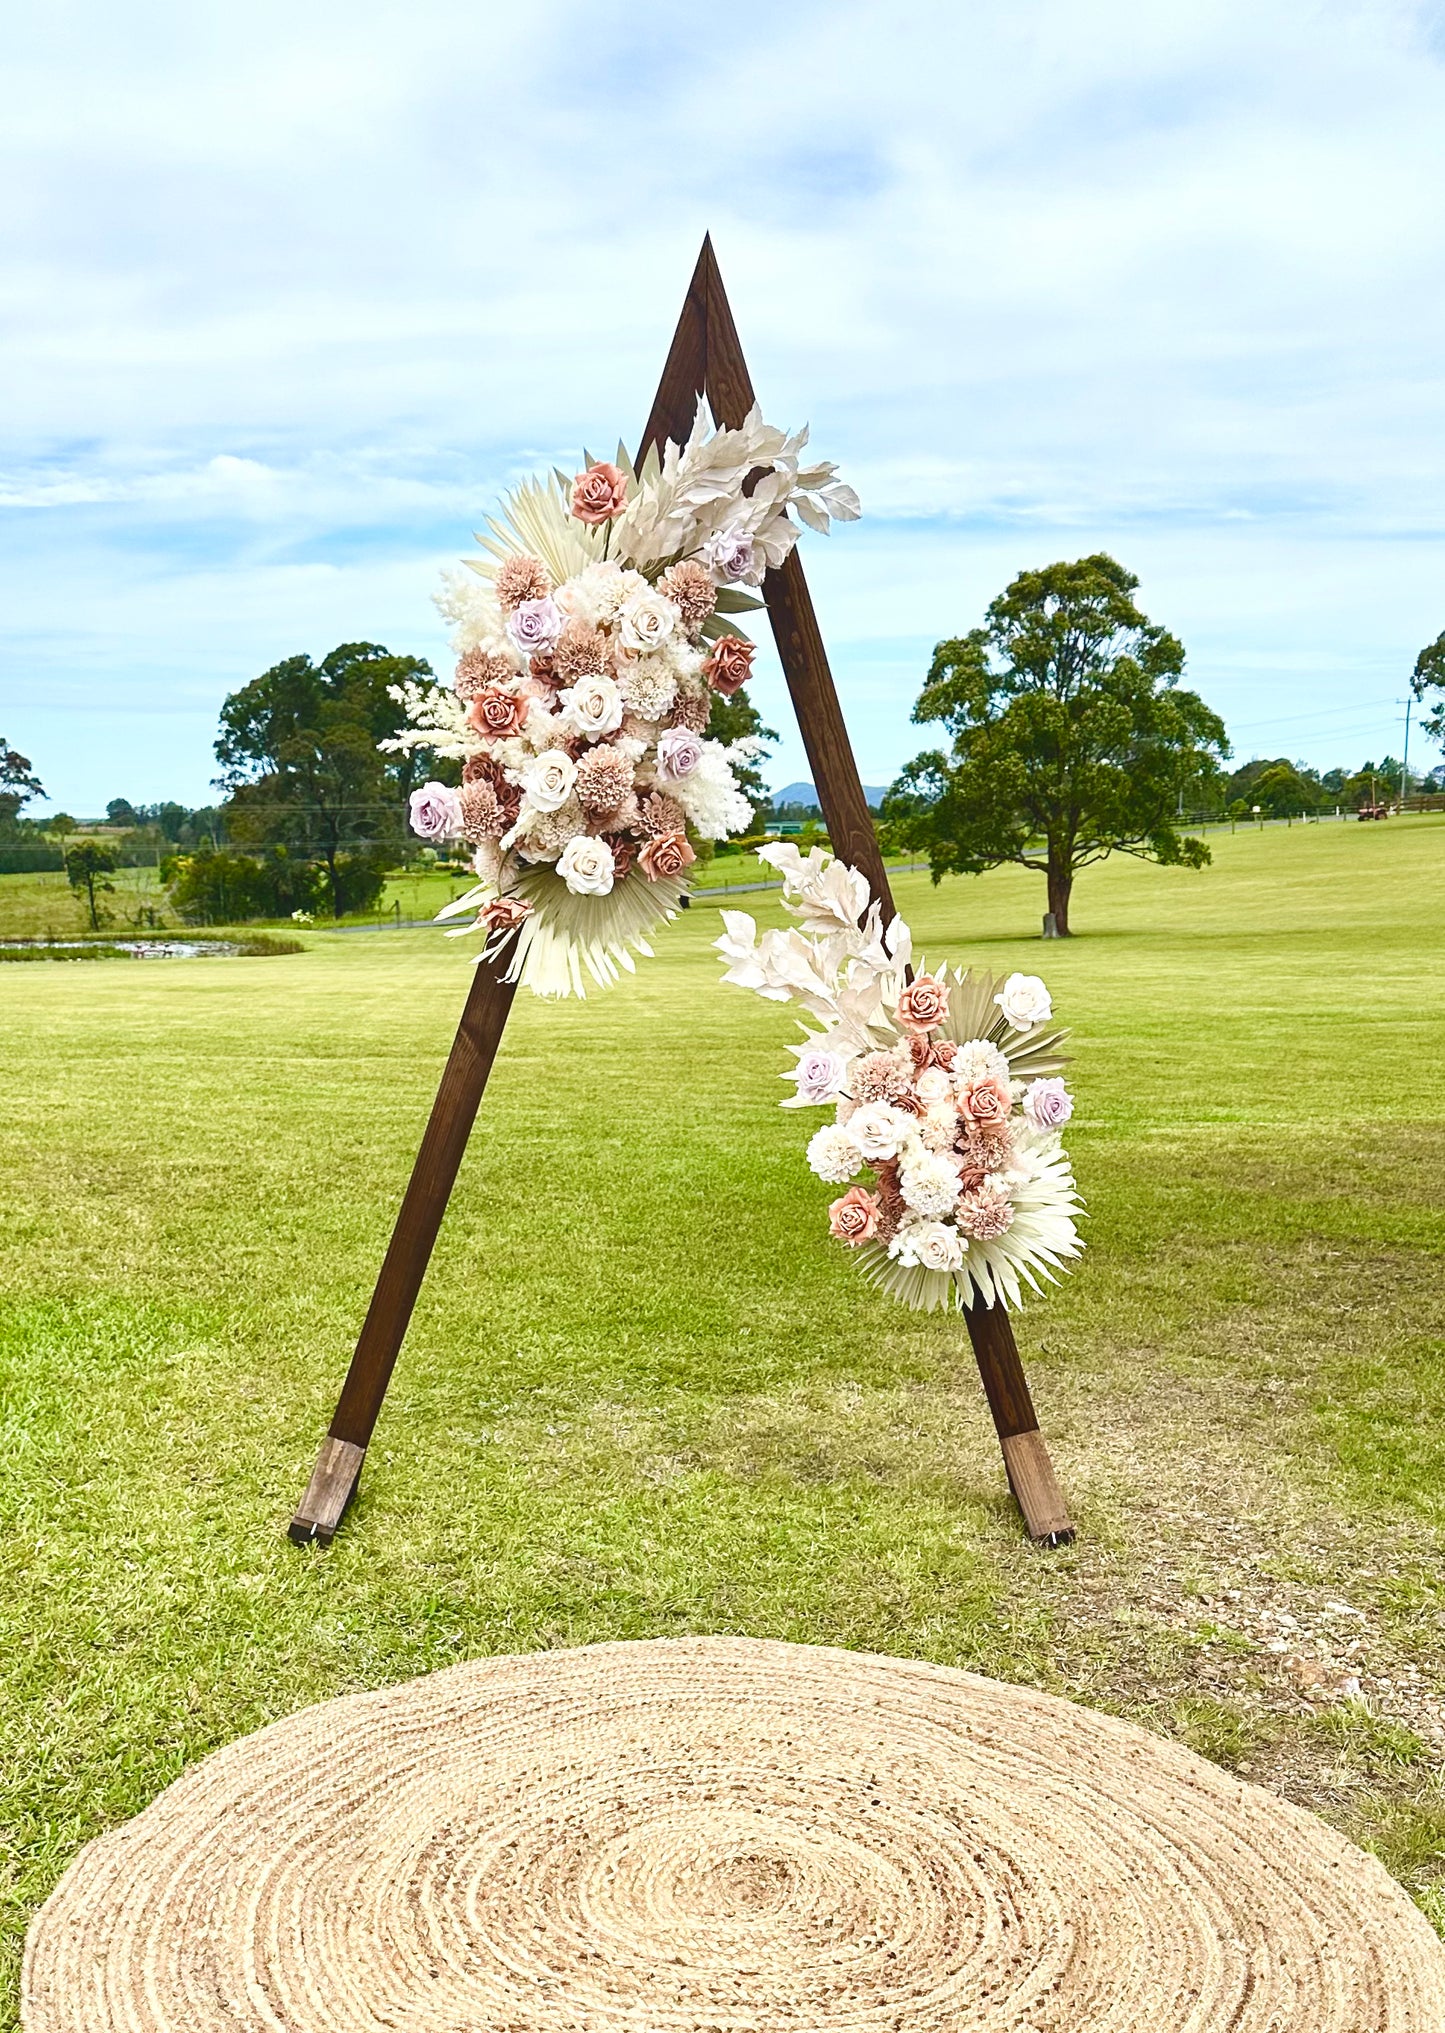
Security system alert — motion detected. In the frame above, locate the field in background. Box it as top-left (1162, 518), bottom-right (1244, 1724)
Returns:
top-left (2, 815), bottom-right (1443, 2015)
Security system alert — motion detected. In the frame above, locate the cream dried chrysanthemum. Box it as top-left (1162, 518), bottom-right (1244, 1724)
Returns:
top-left (900, 1151), bottom-right (962, 1218)
top-left (618, 654), bottom-right (678, 721)
top-left (807, 1124), bottom-right (862, 1184)
top-left (515, 794), bottom-right (587, 864)
top-left (574, 745), bottom-right (634, 817)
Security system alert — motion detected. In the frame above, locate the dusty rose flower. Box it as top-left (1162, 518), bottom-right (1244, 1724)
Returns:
top-left (1023, 1078), bottom-right (1073, 1131)
top-left (408, 781), bottom-right (462, 842)
top-left (668, 684), bottom-right (711, 733)
top-left (828, 1184), bottom-right (880, 1245)
top-left (701, 634), bottom-right (755, 696)
top-left (896, 972), bottom-right (949, 1034)
top-left (959, 1075), bottom-right (1012, 1128)
top-left (480, 895), bottom-right (533, 933)
top-left (571, 461), bottom-right (628, 524)
top-left (574, 744), bottom-right (633, 816)
top-left (657, 559), bottom-right (716, 633)
top-left (605, 833), bottom-right (637, 879)
top-left (656, 726), bottom-right (703, 780)
top-left (910, 1035), bottom-right (957, 1070)
top-left (638, 791), bottom-right (686, 838)
top-left (467, 686), bottom-right (528, 739)
top-left (553, 621), bottom-right (610, 684)
top-left (638, 830), bottom-right (696, 881)
top-left (494, 553), bottom-right (551, 611)
top-left (505, 596), bottom-right (563, 657)
top-left (454, 647), bottom-right (514, 699)
top-left (529, 652), bottom-right (559, 687)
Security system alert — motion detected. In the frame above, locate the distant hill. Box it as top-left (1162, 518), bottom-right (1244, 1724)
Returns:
top-left (770, 780), bottom-right (891, 811)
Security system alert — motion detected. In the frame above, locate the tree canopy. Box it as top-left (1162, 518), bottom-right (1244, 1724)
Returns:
top-left (884, 554), bottom-right (1229, 934)
top-left (215, 642), bottom-right (433, 916)
top-left (0, 737), bottom-right (44, 832)
top-left (1412, 629), bottom-right (1445, 754)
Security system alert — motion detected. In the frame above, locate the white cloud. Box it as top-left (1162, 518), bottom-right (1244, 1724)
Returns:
top-left (1, 0), bottom-right (1442, 808)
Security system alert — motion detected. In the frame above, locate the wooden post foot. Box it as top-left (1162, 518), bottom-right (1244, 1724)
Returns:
top-left (999, 1429), bottom-right (1075, 1546)
top-left (289, 1437), bottom-right (366, 1546)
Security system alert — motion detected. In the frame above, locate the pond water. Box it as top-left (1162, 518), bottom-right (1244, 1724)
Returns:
top-left (0, 938), bottom-right (242, 960)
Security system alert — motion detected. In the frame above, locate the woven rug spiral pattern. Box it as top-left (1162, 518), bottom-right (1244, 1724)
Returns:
top-left (24, 1636), bottom-right (1445, 2031)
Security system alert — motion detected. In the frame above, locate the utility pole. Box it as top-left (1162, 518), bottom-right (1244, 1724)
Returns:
top-left (1400, 695), bottom-right (1412, 808)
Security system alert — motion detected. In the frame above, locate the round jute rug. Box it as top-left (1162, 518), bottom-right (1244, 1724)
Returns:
top-left (24, 1636), bottom-right (1445, 2031)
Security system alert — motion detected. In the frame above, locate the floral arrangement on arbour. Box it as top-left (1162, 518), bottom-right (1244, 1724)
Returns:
top-left (388, 406), bottom-right (859, 997)
top-left (717, 845), bottom-right (1084, 1311)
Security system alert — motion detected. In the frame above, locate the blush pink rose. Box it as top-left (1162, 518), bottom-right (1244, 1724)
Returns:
top-left (959, 1074), bottom-right (1012, 1127)
top-left (895, 973), bottom-right (948, 1034)
top-left (571, 462), bottom-right (628, 524)
top-left (637, 831), bottom-right (696, 881)
top-left (480, 896), bottom-right (534, 933)
top-left (467, 686), bottom-right (529, 739)
top-left (828, 1185), bottom-right (880, 1245)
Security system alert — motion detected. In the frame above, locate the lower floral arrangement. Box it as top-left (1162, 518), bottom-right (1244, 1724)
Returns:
top-left (717, 845), bottom-right (1084, 1311)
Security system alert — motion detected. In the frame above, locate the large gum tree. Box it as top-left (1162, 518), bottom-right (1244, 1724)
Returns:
top-left (885, 554), bottom-right (1228, 935)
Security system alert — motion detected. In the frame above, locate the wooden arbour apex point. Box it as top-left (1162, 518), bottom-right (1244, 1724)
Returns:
top-left (288, 235), bottom-right (1074, 1549)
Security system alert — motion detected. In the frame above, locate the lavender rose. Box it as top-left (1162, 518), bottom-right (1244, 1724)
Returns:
top-left (1023, 1077), bottom-right (1073, 1131)
top-left (408, 781), bottom-right (463, 842)
top-left (699, 525), bottom-right (759, 586)
top-left (505, 595), bottom-right (564, 657)
top-left (787, 1047), bottom-right (847, 1107)
top-left (656, 726), bottom-right (704, 781)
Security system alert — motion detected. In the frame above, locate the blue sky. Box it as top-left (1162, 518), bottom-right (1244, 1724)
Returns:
top-left (3, 0), bottom-right (1443, 813)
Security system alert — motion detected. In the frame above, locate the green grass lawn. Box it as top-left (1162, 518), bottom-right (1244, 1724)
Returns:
top-left (2, 815), bottom-right (1444, 2014)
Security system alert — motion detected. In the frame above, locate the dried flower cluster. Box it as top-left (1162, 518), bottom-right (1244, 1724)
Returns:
top-left (717, 845), bottom-right (1085, 1311)
top-left (385, 403), bottom-right (858, 997)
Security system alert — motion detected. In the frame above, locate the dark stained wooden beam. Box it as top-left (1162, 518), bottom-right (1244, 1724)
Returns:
top-left (288, 965), bottom-right (517, 1544)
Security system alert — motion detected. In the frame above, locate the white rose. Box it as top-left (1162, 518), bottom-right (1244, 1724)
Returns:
top-left (910, 1221), bottom-right (964, 1272)
top-left (559, 672), bottom-right (624, 739)
top-left (522, 749), bottom-right (577, 812)
top-left (807, 1123), bottom-right (862, 1184)
top-left (914, 1066), bottom-right (953, 1105)
top-left (556, 834), bottom-right (616, 896)
top-left (995, 972), bottom-right (1052, 1032)
top-left (847, 1102), bottom-right (917, 1163)
top-left (619, 590), bottom-right (680, 655)
top-left (900, 1152), bottom-right (962, 1218)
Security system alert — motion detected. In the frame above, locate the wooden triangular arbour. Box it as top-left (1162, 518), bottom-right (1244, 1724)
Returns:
top-left (289, 238), bottom-right (1074, 1548)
